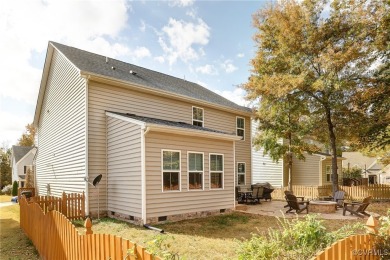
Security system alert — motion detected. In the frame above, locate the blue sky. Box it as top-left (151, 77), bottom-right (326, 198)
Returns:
top-left (0, 0), bottom-right (266, 147)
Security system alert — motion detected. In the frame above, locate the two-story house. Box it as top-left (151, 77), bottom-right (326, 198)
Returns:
top-left (11, 146), bottom-right (36, 188)
top-left (33, 42), bottom-right (252, 224)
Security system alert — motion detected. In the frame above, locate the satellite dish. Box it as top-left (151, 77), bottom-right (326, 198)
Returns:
top-left (93, 174), bottom-right (102, 187)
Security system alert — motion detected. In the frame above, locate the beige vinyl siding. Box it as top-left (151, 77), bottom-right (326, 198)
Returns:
top-left (291, 154), bottom-right (321, 186)
top-left (106, 116), bottom-right (142, 218)
top-left (36, 50), bottom-right (86, 197)
top-left (320, 158), bottom-right (343, 185)
top-left (145, 132), bottom-right (234, 218)
top-left (88, 81), bottom-right (250, 213)
top-left (235, 117), bottom-right (252, 185)
top-left (251, 121), bottom-right (283, 187)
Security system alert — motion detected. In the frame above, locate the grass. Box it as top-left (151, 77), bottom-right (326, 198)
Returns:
top-left (0, 195), bottom-right (12, 203)
top-left (0, 204), bottom-right (39, 259)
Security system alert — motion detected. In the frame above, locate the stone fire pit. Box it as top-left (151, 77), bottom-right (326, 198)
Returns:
top-left (309, 201), bottom-right (337, 213)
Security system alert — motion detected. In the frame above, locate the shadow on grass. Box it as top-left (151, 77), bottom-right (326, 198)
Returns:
top-left (0, 218), bottom-right (39, 259)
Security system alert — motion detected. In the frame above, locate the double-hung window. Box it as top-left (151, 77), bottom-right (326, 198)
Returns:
top-left (236, 117), bottom-right (245, 139)
top-left (192, 106), bottom-right (204, 127)
top-left (326, 165), bottom-right (331, 182)
top-left (162, 150), bottom-right (181, 191)
top-left (237, 162), bottom-right (245, 185)
top-left (210, 154), bottom-right (224, 189)
top-left (188, 152), bottom-right (203, 190)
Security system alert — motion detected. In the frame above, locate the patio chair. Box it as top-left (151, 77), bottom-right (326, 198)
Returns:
top-left (247, 187), bottom-right (263, 204)
top-left (285, 194), bottom-right (309, 214)
top-left (332, 190), bottom-right (345, 209)
top-left (284, 190), bottom-right (304, 208)
top-left (343, 196), bottom-right (372, 218)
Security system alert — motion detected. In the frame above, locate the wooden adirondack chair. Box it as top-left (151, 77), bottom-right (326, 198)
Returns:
top-left (343, 196), bottom-right (372, 218)
top-left (284, 190), bottom-right (305, 209)
top-left (333, 190), bottom-right (345, 209)
top-left (285, 194), bottom-right (309, 214)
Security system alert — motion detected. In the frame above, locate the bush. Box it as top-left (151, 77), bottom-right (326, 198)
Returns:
top-left (342, 167), bottom-right (363, 179)
top-left (1, 184), bottom-right (12, 195)
top-left (237, 214), bottom-right (365, 260)
top-left (374, 209), bottom-right (390, 259)
top-left (12, 181), bottom-right (18, 196)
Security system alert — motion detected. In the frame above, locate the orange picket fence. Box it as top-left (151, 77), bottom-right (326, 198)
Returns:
top-left (31, 192), bottom-right (85, 220)
top-left (273, 185), bottom-right (390, 201)
top-left (20, 197), bottom-right (160, 260)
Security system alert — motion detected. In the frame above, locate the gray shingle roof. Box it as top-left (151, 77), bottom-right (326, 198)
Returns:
top-left (50, 42), bottom-right (251, 114)
top-left (12, 146), bottom-right (33, 163)
top-left (109, 111), bottom-right (236, 136)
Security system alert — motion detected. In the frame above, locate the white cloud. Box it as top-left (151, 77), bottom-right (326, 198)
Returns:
top-left (195, 64), bottom-right (218, 75)
top-left (215, 88), bottom-right (249, 107)
top-left (154, 56), bottom-right (165, 63)
top-left (132, 46), bottom-right (151, 59)
top-left (170, 0), bottom-right (194, 7)
top-left (237, 53), bottom-right (245, 58)
top-left (158, 18), bottom-right (210, 65)
top-left (221, 59), bottom-right (238, 73)
top-left (139, 20), bottom-right (146, 32)
top-left (0, 110), bottom-right (32, 146)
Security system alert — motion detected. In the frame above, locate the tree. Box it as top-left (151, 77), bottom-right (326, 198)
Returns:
top-left (244, 0), bottom-right (388, 194)
top-left (253, 93), bottom-right (320, 191)
top-left (12, 180), bottom-right (18, 196)
top-left (18, 123), bottom-right (36, 146)
top-left (0, 148), bottom-right (12, 189)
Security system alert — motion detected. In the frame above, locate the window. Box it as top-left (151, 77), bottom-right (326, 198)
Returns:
top-left (23, 165), bottom-right (33, 175)
top-left (326, 165), bottom-right (331, 182)
top-left (236, 117), bottom-right (245, 139)
top-left (192, 106), bottom-right (204, 127)
top-left (162, 150), bottom-right (181, 191)
top-left (237, 162), bottom-right (245, 185)
top-left (188, 152), bottom-right (203, 190)
top-left (210, 154), bottom-right (224, 189)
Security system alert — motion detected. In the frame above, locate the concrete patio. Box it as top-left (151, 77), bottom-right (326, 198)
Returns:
top-left (234, 200), bottom-right (379, 220)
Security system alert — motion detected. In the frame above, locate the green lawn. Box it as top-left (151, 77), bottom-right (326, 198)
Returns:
top-left (0, 195), bottom-right (12, 203)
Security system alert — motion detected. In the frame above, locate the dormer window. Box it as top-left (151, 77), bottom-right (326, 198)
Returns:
top-left (236, 117), bottom-right (245, 140)
top-left (192, 106), bottom-right (204, 127)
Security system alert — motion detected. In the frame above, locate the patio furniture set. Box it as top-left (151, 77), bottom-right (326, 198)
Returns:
top-left (284, 190), bottom-right (372, 218)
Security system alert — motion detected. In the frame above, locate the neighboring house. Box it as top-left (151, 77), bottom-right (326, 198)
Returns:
top-left (11, 146), bottom-right (36, 188)
top-left (342, 152), bottom-right (389, 184)
top-left (33, 42), bottom-right (252, 224)
top-left (252, 121), bottom-right (344, 187)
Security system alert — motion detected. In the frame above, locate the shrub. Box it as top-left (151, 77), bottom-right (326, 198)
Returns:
top-left (12, 181), bottom-right (18, 196)
top-left (2, 184), bottom-right (12, 195)
top-left (237, 214), bottom-right (365, 260)
top-left (342, 167), bottom-right (363, 179)
top-left (374, 209), bottom-right (390, 259)
top-left (145, 234), bottom-right (180, 260)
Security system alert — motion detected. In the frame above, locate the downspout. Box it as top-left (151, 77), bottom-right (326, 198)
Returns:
top-left (32, 146), bottom-right (38, 192)
top-left (233, 140), bottom-right (236, 206)
top-left (85, 77), bottom-right (90, 216)
top-left (319, 156), bottom-right (327, 186)
top-left (141, 126), bottom-right (150, 224)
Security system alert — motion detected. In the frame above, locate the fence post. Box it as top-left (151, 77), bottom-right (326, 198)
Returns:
top-left (62, 192), bottom-right (67, 217)
top-left (85, 217), bottom-right (93, 235)
top-left (366, 215), bottom-right (379, 234)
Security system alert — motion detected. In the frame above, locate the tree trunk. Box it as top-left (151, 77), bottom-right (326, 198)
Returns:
top-left (325, 108), bottom-right (338, 195)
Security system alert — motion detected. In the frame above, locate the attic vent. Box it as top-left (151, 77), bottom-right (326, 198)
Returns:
top-left (129, 70), bottom-right (137, 75)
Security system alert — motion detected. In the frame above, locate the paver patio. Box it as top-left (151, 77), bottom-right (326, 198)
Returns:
top-left (234, 200), bottom-right (379, 220)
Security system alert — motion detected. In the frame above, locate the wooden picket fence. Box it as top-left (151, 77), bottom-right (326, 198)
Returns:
top-left (19, 196), bottom-right (160, 260)
top-left (273, 184), bottom-right (390, 201)
top-left (31, 192), bottom-right (85, 220)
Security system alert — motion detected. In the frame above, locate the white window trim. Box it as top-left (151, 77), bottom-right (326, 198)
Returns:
top-left (161, 149), bottom-right (181, 192)
top-left (236, 116), bottom-right (245, 141)
top-left (237, 162), bottom-right (246, 185)
top-left (187, 151), bottom-right (204, 191)
top-left (192, 106), bottom-right (204, 127)
top-left (209, 153), bottom-right (224, 190)
top-left (326, 165), bottom-right (331, 182)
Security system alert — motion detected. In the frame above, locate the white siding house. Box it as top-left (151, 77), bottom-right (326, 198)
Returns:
top-left (11, 146), bottom-right (36, 188)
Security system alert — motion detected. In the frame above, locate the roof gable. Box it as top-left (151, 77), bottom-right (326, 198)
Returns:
top-left (12, 146), bottom-right (34, 163)
top-left (50, 42), bottom-right (251, 114)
